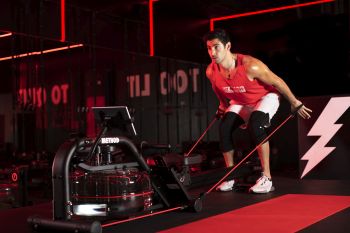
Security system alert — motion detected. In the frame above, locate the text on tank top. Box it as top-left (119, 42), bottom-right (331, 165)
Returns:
top-left (211, 54), bottom-right (277, 105)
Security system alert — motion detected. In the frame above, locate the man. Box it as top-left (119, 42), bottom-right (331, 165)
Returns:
top-left (203, 29), bottom-right (312, 193)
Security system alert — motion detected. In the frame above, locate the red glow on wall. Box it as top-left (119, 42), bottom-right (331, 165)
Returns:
top-left (60, 0), bottom-right (66, 42)
top-left (18, 84), bottom-right (69, 108)
top-left (210, 0), bottom-right (335, 30)
top-left (11, 172), bottom-right (18, 182)
top-left (86, 96), bottom-right (106, 137)
top-left (149, 0), bottom-right (154, 56)
top-left (0, 44), bottom-right (83, 62)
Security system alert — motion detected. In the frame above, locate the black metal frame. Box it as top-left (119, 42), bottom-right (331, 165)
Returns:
top-left (29, 130), bottom-right (196, 233)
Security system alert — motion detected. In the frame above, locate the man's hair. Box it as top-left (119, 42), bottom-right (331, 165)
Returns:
top-left (203, 28), bottom-right (231, 46)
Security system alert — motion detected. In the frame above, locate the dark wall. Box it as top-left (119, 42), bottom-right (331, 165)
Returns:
top-left (0, 47), bottom-right (219, 153)
top-left (0, 0), bottom-right (349, 170)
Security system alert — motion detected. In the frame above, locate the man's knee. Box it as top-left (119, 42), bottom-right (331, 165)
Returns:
top-left (247, 111), bottom-right (270, 145)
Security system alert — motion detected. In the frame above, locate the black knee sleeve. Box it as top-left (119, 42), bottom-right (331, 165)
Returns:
top-left (247, 111), bottom-right (270, 145)
top-left (219, 112), bottom-right (244, 152)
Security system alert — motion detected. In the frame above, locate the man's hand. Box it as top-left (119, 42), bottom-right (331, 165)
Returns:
top-left (292, 100), bottom-right (312, 119)
top-left (216, 108), bottom-right (226, 119)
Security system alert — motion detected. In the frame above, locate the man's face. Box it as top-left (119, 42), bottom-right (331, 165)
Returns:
top-left (206, 38), bottom-right (230, 64)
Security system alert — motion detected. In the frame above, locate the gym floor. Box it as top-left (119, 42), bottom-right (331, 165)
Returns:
top-left (1, 173), bottom-right (350, 233)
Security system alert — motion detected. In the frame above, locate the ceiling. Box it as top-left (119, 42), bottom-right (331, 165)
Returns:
top-left (67, 0), bottom-right (311, 19)
top-left (0, 0), bottom-right (343, 61)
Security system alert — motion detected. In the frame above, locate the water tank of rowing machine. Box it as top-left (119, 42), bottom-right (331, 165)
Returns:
top-left (70, 167), bottom-right (152, 217)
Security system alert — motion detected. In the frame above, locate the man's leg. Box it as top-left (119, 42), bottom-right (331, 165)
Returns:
top-left (217, 112), bottom-right (244, 191)
top-left (217, 149), bottom-right (235, 191)
top-left (247, 93), bottom-right (280, 193)
top-left (223, 150), bottom-right (234, 167)
top-left (257, 141), bottom-right (271, 179)
top-left (220, 112), bottom-right (244, 167)
top-left (247, 111), bottom-right (274, 193)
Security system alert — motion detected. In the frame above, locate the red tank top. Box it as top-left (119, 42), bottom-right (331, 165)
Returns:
top-left (210, 54), bottom-right (278, 105)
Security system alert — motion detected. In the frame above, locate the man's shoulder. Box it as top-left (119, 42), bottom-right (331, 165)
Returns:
top-left (242, 55), bottom-right (264, 70)
top-left (242, 55), bottom-right (269, 78)
top-left (241, 54), bottom-right (259, 65)
top-left (206, 63), bottom-right (215, 80)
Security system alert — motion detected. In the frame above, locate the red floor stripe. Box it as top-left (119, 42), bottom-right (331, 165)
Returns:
top-left (159, 194), bottom-right (350, 233)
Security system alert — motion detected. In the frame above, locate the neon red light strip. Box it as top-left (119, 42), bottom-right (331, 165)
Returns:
top-left (0, 32), bottom-right (12, 38)
top-left (149, 0), bottom-right (154, 56)
top-left (60, 0), bottom-right (66, 42)
top-left (73, 191), bottom-right (154, 199)
top-left (102, 206), bottom-right (184, 227)
top-left (210, 0), bottom-right (335, 30)
top-left (0, 44), bottom-right (83, 61)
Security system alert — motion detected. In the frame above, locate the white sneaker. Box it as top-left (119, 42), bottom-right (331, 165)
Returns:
top-left (249, 174), bottom-right (274, 193)
top-left (216, 180), bottom-right (235, 192)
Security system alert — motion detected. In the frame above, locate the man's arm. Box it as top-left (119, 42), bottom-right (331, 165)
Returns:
top-left (244, 56), bottom-right (312, 119)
